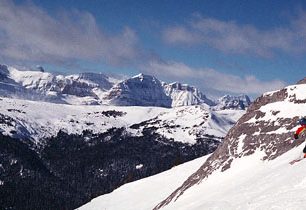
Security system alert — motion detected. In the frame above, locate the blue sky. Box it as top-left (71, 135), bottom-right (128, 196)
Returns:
top-left (1, 0), bottom-right (306, 98)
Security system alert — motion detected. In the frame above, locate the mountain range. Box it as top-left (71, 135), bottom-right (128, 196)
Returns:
top-left (0, 64), bottom-right (251, 210)
top-left (2, 63), bottom-right (304, 210)
top-left (0, 64), bottom-right (251, 109)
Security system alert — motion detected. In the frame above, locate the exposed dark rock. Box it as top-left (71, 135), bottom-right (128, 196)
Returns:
top-left (297, 77), bottom-right (306, 84)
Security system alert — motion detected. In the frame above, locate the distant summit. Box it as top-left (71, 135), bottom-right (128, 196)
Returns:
top-left (214, 94), bottom-right (251, 110)
top-left (0, 65), bottom-right (251, 108)
top-left (163, 82), bottom-right (215, 107)
top-left (103, 73), bottom-right (172, 107)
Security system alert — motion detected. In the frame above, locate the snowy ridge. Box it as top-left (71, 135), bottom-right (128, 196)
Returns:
top-left (0, 65), bottom-right (127, 104)
top-left (0, 64), bottom-right (251, 108)
top-left (154, 81), bottom-right (306, 209)
top-left (0, 97), bottom-right (244, 144)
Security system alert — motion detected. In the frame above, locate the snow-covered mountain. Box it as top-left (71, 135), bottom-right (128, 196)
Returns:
top-left (103, 73), bottom-right (172, 107)
top-left (0, 65), bottom-right (123, 105)
top-left (0, 63), bottom-right (252, 210)
top-left (163, 82), bottom-right (215, 107)
top-left (213, 94), bottom-right (251, 110)
top-left (0, 64), bottom-right (250, 109)
top-left (153, 78), bottom-right (306, 209)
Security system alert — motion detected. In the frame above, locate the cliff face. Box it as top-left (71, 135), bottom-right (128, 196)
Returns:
top-left (104, 74), bottom-right (172, 107)
top-left (155, 81), bottom-right (306, 209)
top-left (162, 82), bottom-right (215, 107)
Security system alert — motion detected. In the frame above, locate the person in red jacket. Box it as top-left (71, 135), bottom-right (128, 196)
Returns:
top-left (294, 117), bottom-right (306, 158)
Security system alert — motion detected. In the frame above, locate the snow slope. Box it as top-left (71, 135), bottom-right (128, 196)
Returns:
top-left (153, 81), bottom-right (306, 210)
top-left (161, 145), bottom-right (306, 210)
top-left (78, 145), bottom-right (306, 210)
top-left (78, 155), bottom-right (210, 210)
top-left (0, 97), bottom-right (244, 144)
top-left (0, 96), bottom-right (165, 141)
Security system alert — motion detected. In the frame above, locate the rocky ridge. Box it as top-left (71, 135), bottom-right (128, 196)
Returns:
top-left (155, 78), bottom-right (306, 209)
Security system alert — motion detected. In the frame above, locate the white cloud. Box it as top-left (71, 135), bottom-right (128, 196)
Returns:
top-left (0, 0), bottom-right (139, 65)
top-left (163, 13), bottom-right (306, 57)
top-left (144, 60), bottom-right (286, 95)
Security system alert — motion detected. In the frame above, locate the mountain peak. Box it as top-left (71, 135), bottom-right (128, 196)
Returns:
top-left (132, 73), bottom-right (159, 83)
top-left (104, 73), bottom-right (172, 107)
top-left (0, 64), bottom-right (252, 109)
top-left (214, 94), bottom-right (251, 110)
top-left (297, 77), bottom-right (306, 84)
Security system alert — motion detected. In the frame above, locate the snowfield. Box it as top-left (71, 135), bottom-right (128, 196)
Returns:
top-left (78, 155), bottom-right (210, 210)
top-left (0, 97), bottom-right (244, 144)
top-left (161, 145), bottom-right (306, 210)
top-left (78, 144), bottom-right (306, 210)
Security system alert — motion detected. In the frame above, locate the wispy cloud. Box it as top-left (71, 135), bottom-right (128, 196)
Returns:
top-left (163, 12), bottom-right (306, 57)
top-left (143, 59), bottom-right (286, 95)
top-left (0, 0), bottom-right (139, 66)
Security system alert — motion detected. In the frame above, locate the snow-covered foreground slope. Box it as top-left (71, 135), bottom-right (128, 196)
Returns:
top-left (161, 145), bottom-right (306, 210)
top-left (151, 79), bottom-right (306, 209)
top-left (79, 145), bottom-right (306, 210)
top-left (78, 155), bottom-right (210, 210)
top-left (154, 80), bottom-right (306, 210)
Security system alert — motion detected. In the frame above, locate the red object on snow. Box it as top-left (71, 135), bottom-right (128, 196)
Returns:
top-left (295, 125), bottom-right (306, 136)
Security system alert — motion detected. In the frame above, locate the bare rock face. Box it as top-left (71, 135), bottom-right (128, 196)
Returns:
top-left (297, 77), bottom-right (306, 84)
top-left (0, 64), bottom-right (9, 78)
top-left (154, 81), bottom-right (306, 209)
